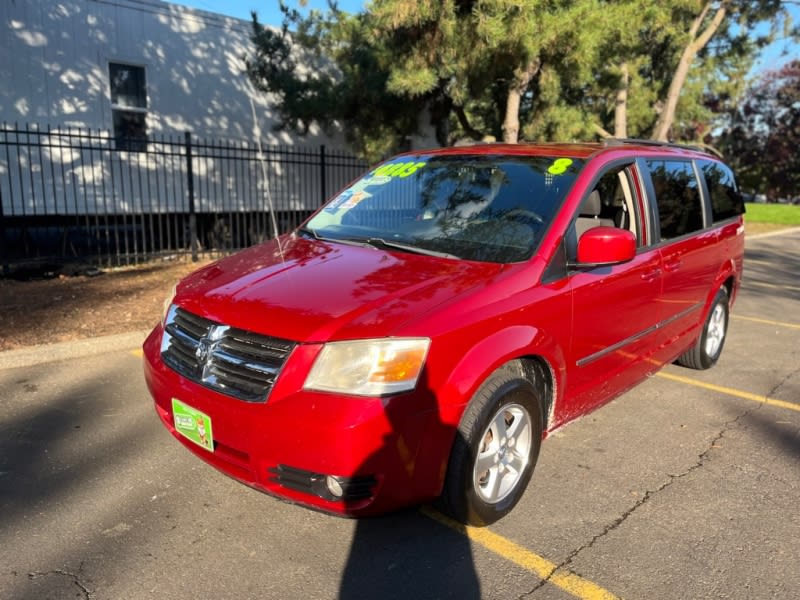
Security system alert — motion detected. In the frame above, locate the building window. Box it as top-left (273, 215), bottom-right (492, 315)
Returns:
top-left (109, 62), bottom-right (147, 151)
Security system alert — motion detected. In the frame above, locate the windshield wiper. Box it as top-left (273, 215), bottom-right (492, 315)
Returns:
top-left (298, 227), bottom-right (372, 248)
top-left (297, 226), bottom-right (320, 239)
top-left (299, 228), bottom-right (458, 259)
top-left (359, 237), bottom-right (460, 259)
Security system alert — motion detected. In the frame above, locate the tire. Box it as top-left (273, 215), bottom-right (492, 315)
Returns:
top-left (676, 287), bottom-right (729, 370)
top-left (438, 361), bottom-right (543, 526)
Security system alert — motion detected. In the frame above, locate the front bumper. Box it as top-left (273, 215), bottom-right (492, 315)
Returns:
top-left (143, 326), bottom-right (442, 516)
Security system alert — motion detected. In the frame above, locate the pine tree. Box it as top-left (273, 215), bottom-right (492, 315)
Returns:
top-left (243, 0), bottom-right (791, 157)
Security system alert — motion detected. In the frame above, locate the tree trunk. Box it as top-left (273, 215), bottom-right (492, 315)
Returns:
top-left (430, 93), bottom-right (453, 147)
top-left (454, 106), bottom-right (484, 141)
top-left (614, 62), bottom-right (629, 138)
top-left (502, 58), bottom-right (541, 143)
top-left (652, 1), bottom-right (729, 141)
top-left (593, 124), bottom-right (613, 139)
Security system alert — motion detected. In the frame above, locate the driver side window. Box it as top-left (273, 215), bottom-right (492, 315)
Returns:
top-left (566, 165), bottom-right (640, 261)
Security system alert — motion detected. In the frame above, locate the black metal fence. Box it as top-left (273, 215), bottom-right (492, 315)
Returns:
top-left (0, 123), bottom-right (368, 271)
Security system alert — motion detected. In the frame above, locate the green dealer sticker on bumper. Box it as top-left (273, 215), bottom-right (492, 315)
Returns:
top-left (172, 398), bottom-right (214, 452)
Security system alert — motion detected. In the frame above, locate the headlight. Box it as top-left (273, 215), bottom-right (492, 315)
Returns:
top-left (304, 338), bottom-right (431, 396)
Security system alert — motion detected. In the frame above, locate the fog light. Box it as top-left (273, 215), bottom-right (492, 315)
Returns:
top-left (269, 465), bottom-right (377, 502)
top-left (325, 475), bottom-right (344, 498)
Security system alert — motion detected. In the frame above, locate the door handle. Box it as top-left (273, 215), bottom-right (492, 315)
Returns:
top-left (664, 258), bottom-right (682, 273)
top-left (641, 268), bottom-right (661, 282)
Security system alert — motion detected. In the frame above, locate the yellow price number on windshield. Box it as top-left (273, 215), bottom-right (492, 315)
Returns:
top-left (547, 158), bottom-right (573, 175)
top-left (372, 161), bottom-right (427, 178)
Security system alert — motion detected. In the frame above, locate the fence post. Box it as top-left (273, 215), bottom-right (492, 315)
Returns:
top-left (185, 131), bottom-right (198, 262)
top-left (319, 144), bottom-right (327, 206)
top-left (0, 124), bottom-right (6, 275)
top-left (0, 187), bottom-right (7, 276)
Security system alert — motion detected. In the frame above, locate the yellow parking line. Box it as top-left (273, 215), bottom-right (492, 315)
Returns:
top-left (732, 315), bottom-right (800, 330)
top-left (421, 507), bottom-right (620, 600)
top-left (131, 339), bottom-right (611, 595)
top-left (655, 372), bottom-right (800, 413)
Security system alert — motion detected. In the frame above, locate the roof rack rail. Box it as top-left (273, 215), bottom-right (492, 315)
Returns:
top-left (603, 138), bottom-right (708, 153)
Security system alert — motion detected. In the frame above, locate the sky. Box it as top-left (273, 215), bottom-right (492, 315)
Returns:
top-left (179, 0), bottom-right (365, 24)
top-left (179, 0), bottom-right (797, 77)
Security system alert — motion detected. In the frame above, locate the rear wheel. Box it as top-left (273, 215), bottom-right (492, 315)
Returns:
top-left (438, 362), bottom-right (543, 526)
top-left (677, 287), bottom-right (729, 370)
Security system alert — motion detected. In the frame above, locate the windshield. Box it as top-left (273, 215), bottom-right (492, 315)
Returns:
top-left (305, 154), bottom-right (583, 263)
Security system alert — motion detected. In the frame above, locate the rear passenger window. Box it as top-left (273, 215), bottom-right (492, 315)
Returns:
top-left (646, 160), bottom-right (704, 240)
top-left (699, 160), bottom-right (744, 222)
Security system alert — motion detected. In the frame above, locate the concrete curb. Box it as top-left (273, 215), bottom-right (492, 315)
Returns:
top-left (0, 330), bottom-right (150, 370)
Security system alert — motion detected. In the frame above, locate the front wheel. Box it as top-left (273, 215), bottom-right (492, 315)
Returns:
top-left (438, 362), bottom-right (543, 526)
top-left (676, 287), bottom-right (729, 370)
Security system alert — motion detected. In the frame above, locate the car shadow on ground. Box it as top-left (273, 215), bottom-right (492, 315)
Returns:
top-left (339, 509), bottom-right (481, 599)
top-left (742, 405), bottom-right (800, 462)
top-left (338, 369), bottom-right (482, 599)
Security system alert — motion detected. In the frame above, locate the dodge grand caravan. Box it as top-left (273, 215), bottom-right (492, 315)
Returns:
top-left (143, 140), bottom-right (745, 525)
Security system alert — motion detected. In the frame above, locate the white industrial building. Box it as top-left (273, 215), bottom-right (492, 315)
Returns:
top-left (0, 0), bottom-right (438, 266)
top-left (0, 0), bottom-right (342, 145)
top-left (1, 0), bottom-right (360, 233)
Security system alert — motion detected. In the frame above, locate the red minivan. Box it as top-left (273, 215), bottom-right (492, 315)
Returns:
top-left (143, 141), bottom-right (744, 525)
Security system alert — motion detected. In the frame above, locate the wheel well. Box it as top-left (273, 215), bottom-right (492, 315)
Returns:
top-left (517, 357), bottom-right (555, 430)
top-left (723, 276), bottom-right (734, 298)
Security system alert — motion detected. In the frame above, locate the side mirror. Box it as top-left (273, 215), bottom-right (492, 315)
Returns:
top-left (570, 227), bottom-right (636, 268)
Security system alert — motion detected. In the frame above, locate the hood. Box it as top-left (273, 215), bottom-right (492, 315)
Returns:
top-left (175, 234), bottom-right (504, 342)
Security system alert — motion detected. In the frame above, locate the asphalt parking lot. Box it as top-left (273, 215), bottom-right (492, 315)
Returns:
top-left (1, 229), bottom-right (797, 600)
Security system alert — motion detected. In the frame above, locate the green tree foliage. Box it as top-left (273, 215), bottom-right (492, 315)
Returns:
top-left (571, 1), bottom-right (788, 142)
top-left (370, 0), bottom-right (607, 143)
top-left (715, 60), bottom-right (800, 199)
top-left (649, 0), bottom-right (788, 142)
top-left (244, 0), bottom-right (792, 158)
top-left (244, 3), bottom-right (436, 160)
top-left (245, 0), bottom-right (605, 155)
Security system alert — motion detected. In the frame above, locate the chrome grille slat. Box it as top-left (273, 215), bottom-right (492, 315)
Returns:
top-left (174, 311), bottom-right (213, 338)
top-left (218, 336), bottom-right (292, 362)
top-left (226, 330), bottom-right (294, 351)
top-left (209, 362), bottom-right (277, 387)
top-left (212, 349), bottom-right (280, 376)
top-left (161, 306), bottom-right (294, 402)
top-left (165, 323), bottom-right (203, 349)
top-left (168, 340), bottom-right (199, 366)
top-left (206, 367), bottom-right (269, 393)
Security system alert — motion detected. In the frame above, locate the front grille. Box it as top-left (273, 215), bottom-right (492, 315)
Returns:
top-left (161, 305), bottom-right (295, 402)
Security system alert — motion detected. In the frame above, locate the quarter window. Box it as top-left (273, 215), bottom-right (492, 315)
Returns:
top-left (646, 160), bottom-right (704, 241)
top-left (109, 63), bottom-right (147, 151)
top-left (699, 160), bottom-right (744, 222)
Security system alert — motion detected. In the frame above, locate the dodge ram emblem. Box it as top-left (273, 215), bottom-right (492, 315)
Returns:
top-left (196, 337), bottom-right (212, 364)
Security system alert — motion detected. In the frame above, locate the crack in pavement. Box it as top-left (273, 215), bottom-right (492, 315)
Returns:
top-left (28, 563), bottom-right (93, 600)
top-left (519, 402), bottom-right (765, 599)
top-left (765, 367), bottom-right (799, 400)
